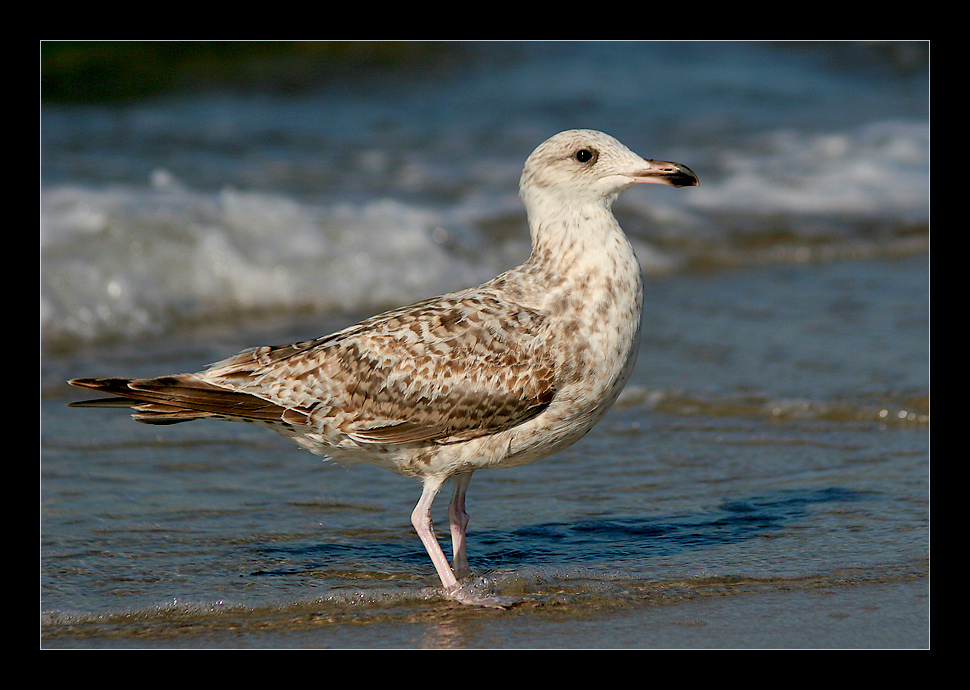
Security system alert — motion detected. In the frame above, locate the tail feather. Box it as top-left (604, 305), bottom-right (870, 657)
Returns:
top-left (68, 376), bottom-right (288, 426)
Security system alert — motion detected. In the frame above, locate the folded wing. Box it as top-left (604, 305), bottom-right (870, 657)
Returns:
top-left (70, 293), bottom-right (558, 445)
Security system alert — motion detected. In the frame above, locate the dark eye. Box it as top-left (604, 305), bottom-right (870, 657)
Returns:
top-left (574, 148), bottom-right (596, 164)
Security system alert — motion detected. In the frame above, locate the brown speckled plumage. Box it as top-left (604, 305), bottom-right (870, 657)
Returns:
top-left (69, 129), bottom-right (697, 607)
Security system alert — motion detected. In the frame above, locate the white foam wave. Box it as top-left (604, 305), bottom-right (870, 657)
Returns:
top-left (683, 119), bottom-right (928, 220)
top-left (41, 175), bottom-right (496, 347)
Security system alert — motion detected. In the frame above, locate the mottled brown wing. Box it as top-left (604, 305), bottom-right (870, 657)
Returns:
top-left (204, 293), bottom-right (558, 444)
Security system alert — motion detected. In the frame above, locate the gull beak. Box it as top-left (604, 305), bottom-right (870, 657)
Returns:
top-left (628, 160), bottom-right (699, 188)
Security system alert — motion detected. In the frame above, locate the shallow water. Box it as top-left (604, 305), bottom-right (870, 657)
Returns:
top-left (41, 41), bottom-right (929, 648)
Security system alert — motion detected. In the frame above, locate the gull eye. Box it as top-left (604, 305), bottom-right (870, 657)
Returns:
top-left (574, 148), bottom-right (597, 164)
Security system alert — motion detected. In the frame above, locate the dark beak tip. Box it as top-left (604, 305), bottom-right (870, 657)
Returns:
top-left (673, 164), bottom-right (699, 187)
top-left (668, 172), bottom-right (699, 188)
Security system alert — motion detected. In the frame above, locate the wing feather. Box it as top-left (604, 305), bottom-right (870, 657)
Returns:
top-left (204, 292), bottom-right (559, 443)
top-left (69, 376), bottom-right (287, 425)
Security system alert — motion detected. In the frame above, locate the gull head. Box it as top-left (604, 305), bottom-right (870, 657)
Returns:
top-left (519, 129), bottom-right (698, 213)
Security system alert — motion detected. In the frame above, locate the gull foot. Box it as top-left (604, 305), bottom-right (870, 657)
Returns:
top-left (444, 584), bottom-right (520, 609)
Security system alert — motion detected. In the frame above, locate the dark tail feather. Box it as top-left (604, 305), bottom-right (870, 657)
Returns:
top-left (68, 376), bottom-right (287, 425)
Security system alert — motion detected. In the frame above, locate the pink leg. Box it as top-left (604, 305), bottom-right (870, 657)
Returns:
top-left (410, 473), bottom-right (514, 608)
top-left (410, 475), bottom-right (459, 593)
top-left (448, 472), bottom-right (473, 579)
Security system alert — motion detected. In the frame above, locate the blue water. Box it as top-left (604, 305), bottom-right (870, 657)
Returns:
top-left (41, 41), bottom-right (929, 648)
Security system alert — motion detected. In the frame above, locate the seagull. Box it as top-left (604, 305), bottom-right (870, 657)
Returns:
top-left (68, 129), bottom-right (698, 607)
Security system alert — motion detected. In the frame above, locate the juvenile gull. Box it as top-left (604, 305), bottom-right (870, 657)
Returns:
top-left (69, 129), bottom-right (698, 607)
